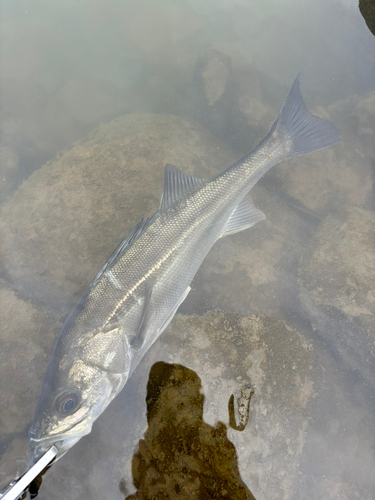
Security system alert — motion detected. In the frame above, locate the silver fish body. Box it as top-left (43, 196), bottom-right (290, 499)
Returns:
top-left (28, 76), bottom-right (339, 463)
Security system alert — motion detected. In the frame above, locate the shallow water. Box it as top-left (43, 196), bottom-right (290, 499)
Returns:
top-left (0, 0), bottom-right (374, 499)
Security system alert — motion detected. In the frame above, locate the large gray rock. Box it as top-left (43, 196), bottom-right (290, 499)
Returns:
top-left (158, 313), bottom-right (321, 500)
top-left (0, 110), bottom-right (373, 499)
top-left (0, 282), bottom-right (59, 491)
top-left (300, 206), bottom-right (375, 320)
top-left (298, 205), bottom-right (375, 389)
top-left (0, 113), bottom-right (235, 311)
top-left (28, 312), bottom-right (321, 500)
top-left (0, 107), bottom-right (326, 327)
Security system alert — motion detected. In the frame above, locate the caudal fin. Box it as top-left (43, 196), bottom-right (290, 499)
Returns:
top-left (272, 75), bottom-right (340, 159)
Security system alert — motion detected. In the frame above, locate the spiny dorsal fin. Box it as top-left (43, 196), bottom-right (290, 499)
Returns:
top-left (159, 164), bottom-right (205, 210)
top-left (220, 194), bottom-right (266, 238)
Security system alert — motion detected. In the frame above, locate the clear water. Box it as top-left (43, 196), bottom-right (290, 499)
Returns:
top-left (0, 0), bottom-right (374, 498)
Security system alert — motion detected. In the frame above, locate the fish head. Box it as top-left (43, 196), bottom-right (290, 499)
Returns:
top-left (28, 321), bottom-right (131, 464)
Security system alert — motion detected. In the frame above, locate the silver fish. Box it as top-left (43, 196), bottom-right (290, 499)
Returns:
top-left (28, 76), bottom-right (339, 463)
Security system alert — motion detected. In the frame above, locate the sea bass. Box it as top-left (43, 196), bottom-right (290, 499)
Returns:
top-left (28, 76), bottom-right (339, 463)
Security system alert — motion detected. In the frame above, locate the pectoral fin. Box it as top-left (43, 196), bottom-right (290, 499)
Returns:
top-left (131, 279), bottom-right (154, 351)
top-left (131, 285), bottom-right (191, 353)
top-left (157, 286), bottom-right (191, 338)
top-left (83, 327), bottom-right (129, 375)
top-left (220, 194), bottom-right (266, 238)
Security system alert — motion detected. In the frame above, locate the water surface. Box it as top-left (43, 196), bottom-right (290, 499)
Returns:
top-left (0, 0), bottom-right (374, 498)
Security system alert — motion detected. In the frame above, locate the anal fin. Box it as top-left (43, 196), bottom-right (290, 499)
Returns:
top-left (221, 194), bottom-right (266, 238)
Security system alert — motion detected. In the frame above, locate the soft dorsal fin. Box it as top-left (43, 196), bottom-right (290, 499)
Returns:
top-left (159, 164), bottom-right (205, 210)
top-left (220, 194), bottom-right (266, 238)
top-left (90, 215), bottom-right (157, 287)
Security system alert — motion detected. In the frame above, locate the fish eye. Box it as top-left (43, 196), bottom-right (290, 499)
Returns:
top-left (55, 391), bottom-right (81, 416)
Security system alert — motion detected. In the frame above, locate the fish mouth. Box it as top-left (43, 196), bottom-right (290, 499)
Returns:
top-left (29, 434), bottom-right (84, 466)
top-left (28, 416), bottom-right (92, 466)
top-left (28, 410), bottom-right (93, 465)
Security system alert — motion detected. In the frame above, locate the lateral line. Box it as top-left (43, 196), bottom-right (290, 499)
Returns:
top-left (103, 246), bottom-right (176, 326)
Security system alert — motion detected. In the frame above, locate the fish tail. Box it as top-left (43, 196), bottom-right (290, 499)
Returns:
top-left (271, 74), bottom-right (340, 158)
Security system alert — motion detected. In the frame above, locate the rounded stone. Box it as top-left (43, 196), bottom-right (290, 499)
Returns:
top-left (0, 114), bottom-right (235, 309)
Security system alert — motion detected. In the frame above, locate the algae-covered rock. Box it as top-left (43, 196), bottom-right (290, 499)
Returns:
top-left (0, 100), bottom-right (325, 326)
top-left (299, 206), bottom-right (375, 320)
top-left (0, 282), bottom-right (59, 491)
top-left (0, 114), bottom-right (235, 310)
top-left (0, 285), bottom-right (59, 440)
top-left (298, 205), bottom-right (375, 389)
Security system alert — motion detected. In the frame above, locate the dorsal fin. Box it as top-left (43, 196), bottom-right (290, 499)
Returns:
top-left (159, 164), bottom-right (205, 210)
top-left (90, 215), bottom-right (157, 287)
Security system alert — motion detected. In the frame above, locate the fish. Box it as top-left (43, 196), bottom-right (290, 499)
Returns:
top-left (28, 76), bottom-right (340, 464)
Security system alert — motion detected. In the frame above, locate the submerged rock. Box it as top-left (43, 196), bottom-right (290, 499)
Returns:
top-left (0, 282), bottom-right (59, 491)
top-left (0, 113), bottom-right (235, 311)
top-left (0, 146), bottom-right (19, 204)
top-left (0, 107), bottom-right (313, 327)
top-left (189, 49), bottom-right (249, 154)
top-left (298, 205), bottom-right (375, 389)
top-left (23, 311), bottom-right (320, 500)
top-left (199, 49), bottom-right (232, 107)
top-left (0, 285), bottom-right (58, 441)
top-left (52, 80), bottom-right (118, 126)
top-left (0, 97), bottom-right (372, 499)
top-left (155, 313), bottom-right (321, 500)
top-left (299, 206), bottom-right (375, 320)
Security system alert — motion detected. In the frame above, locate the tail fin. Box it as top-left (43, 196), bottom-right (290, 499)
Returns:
top-left (272, 75), bottom-right (340, 159)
